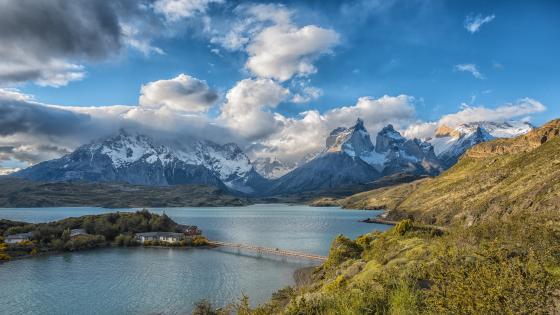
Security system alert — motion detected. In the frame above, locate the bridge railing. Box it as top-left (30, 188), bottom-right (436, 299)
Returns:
top-left (207, 240), bottom-right (327, 261)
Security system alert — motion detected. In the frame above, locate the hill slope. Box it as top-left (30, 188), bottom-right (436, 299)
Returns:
top-left (0, 178), bottom-right (250, 208)
top-left (333, 119), bottom-right (560, 226)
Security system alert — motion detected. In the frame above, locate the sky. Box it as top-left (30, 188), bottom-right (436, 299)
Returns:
top-left (0, 0), bottom-right (559, 173)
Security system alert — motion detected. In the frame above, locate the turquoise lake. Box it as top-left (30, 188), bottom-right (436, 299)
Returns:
top-left (0, 204), bottom-right (389, 314)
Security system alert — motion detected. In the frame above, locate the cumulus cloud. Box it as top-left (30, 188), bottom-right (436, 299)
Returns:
top-left (0, 90), bottom-right (91, 137)
top-left (464, 14), bottom-right (495, 33)
top-left (253, 95), bottom-right (417, 163)
top-left (454, 63), bottom-right (484, 79)
top-left (139, 74), bottom-right (218, 112)
top-left (153, 0), bottom-right (223, 22)
top-left (291, 86), bottom-right (324, 104)
top-left (0, 73), bottom-right (232, 167)
top-left (0, 0), bottom-right (126, 86)
top-left (403, 121), bottom-right (438, 140)
top-left (212, 3), bottom-right (340, 82)
top-left (246, 23), bottom-right (340, 81)
top-left (403, 98), bottom-right (546, 140)
top-left (439, 98), bottom-right (546, 127)
top-left (219, 78), bottom-right (290, 140)
top-left (0, 0), bottom-right (189, 87)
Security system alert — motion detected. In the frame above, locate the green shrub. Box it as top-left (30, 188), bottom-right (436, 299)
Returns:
top-left (0, 252), bottom-right (10, 261)
top-left (323, 235), bottom-right (362, 271)
top-left (425, 244), bottom-right (556, 314)
top-left (63, 235), bottom-right (106, 251)
top-left (393, 219), bottom-right (414, 236)
top-left (192, 236), bottom-right (209, 246)
top-left (115, 234), bottom-right (138, 247)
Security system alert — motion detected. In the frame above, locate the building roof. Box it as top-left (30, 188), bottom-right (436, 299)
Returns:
top-left (6, 232), bottom-right (33, 239)
top-left (70, 229), bottom-right (87, 236)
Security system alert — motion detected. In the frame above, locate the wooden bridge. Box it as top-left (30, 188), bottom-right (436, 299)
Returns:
top-left (207, 240), bottom-right (327, 262)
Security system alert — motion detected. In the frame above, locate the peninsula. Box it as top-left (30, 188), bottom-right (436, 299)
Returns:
top-left (0, 210), bottom-right (208, 261)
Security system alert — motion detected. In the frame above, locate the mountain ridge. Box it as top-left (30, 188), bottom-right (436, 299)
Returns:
top-left (326, 118), bottom-right (560, 226)
top-left (13, 130), bottom-right (267, 194)
top-left (11, 118), bottom-right (536, 197)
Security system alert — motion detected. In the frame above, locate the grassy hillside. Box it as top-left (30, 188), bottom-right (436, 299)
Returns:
top-left (0, 178), bottom-right (250, 208)
top-left (327, 119), bottom-right (560, 226)
top-left (197, 213), bottom-right (560, 314)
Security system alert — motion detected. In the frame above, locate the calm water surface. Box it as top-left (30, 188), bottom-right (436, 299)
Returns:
top-left (0, 204), bottom-right (388, 314)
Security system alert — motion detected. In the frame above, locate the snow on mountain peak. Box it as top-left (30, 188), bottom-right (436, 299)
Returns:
top-left (326, 118), bottom-right (374, 155)
top-left (375, 124), bottom-right (406, 153)
top-left (430, 120), bottom-right (534, 157)
top-left (82, 131), bottom-right (256, 189)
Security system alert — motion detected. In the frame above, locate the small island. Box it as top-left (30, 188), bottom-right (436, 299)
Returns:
top-left (0, 210), bottom-right (208, 261)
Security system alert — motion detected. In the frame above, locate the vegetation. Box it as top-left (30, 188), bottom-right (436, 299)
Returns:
top-left (0, 178), bottom-right (251, 208)
top-left (184, 119), bottom-right (560, 314)
top-left (0, 210), bottom-right (202, 259)
top-left (142, 236), bottom-right (208, 247)
top-left (0, 237), bottom-right (10, 261)
top-left (192, 212), bottom-right (560, 314)
top-left (324, 119), bottom-right (560, 226)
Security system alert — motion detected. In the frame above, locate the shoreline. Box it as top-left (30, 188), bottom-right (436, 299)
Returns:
top-left (1, 242), bottom-right (216, 264)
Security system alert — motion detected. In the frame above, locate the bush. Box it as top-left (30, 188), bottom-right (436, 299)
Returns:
top-left (192, 236), bottom-right (209, 246)
top-left (115, 234), bottom-right (139, 247)
top-left (393, 219), bottom-right (414, 236)
top-left (64, 235), bottom-right (106, 251)
top-left (425, 243), bottom-right (556, 314)
top-left (0, 252), bottom-right (10, 261)
top-left (323, 235), bottom-right (362, 271)
top-left (192, 299), bottom-right (219, 315)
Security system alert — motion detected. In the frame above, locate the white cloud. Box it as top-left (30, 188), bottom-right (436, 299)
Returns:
top-left (253, 95), bottom-right (417, 163)
top-left (246, 24), bottom-right (339, 81)
top-left (0, 167), bottom-right (20, 175)
top-left (464, 14), bottom-right (495, 33)
top-left (291, 86), bottom-right (323, 104)
top-left (438, 98), bottom-right (546, 127)
top-left (139, 74), bottom-right (218, 113)
top-left (0, 81), bottom-right (550, 168)
top-left (403, 121), bottom-right (438, 140)
top-left (153, 0), bottom-right (224, 22)
top-left (219, 78), bottom-right (290, 140)
top-left (212, 3), bottom-right (340, 82)
top-left (121, 23), bottom-right (164, 56)
top-left (0, 54), bottom-right (86, 87)
top-left (454, 63), bottom-right (484, 79)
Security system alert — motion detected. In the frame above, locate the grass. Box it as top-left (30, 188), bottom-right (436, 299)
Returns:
top-left (333, 122), bottom-right (560, 226)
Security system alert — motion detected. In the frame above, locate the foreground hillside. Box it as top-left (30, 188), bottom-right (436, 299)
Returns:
top-left (320, 119), bottom-right (560, 226)
top-left (0, 178), bottom-right (250, 208)
top-left (198, 214), bottom-right (560, 314)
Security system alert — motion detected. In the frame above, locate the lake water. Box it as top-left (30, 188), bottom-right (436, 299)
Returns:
top-left (0, 204), bottom-right (388, 314)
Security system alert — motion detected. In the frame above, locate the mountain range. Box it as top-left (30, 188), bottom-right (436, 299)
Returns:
top-left (13, 131), bottom-right (266, 194)
top-left (11, 119), bottom-right (534, 196)
top-left (326, 119), bottom-right (559, 226)
top-left (429, 120), bottom-right (533, 168)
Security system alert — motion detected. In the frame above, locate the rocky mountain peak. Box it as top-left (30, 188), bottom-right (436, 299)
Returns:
top-left (466, 119), bottom-right (560, 158)
top-left (375, 124), bottom-right (406, 153)
top-left (435, 124), bottom-right (462, 138)
top-left (14, 131), bottom-right (266, 193)
top-left (325, 118), bottom-right (374, 155)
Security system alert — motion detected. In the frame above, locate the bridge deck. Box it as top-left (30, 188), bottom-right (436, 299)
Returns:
top-left (207, 240), bottom-right (327, 262)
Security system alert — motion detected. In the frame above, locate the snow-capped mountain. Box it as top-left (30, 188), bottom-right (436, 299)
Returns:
top-left (13, 130), bottom-right (267, 194)
top-left (430, 121), bottom-right (534, 167)
top-left (267, 119), bottom-right (441, 194)
top-left (253, 157), bottom-right (297, 179)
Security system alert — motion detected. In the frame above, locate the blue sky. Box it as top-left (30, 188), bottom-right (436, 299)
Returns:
top-left (0, 0), bottom-right (559, 170)
top-left (20, 0), bottom-right (560, 123)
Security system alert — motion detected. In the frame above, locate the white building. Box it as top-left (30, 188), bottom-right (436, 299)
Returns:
top-left (70, 229), bottom-right (87, 238)
top-left (5, 232), bottom-right (33, 244)
top-left (135, 232), bottom-right (184, 243)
